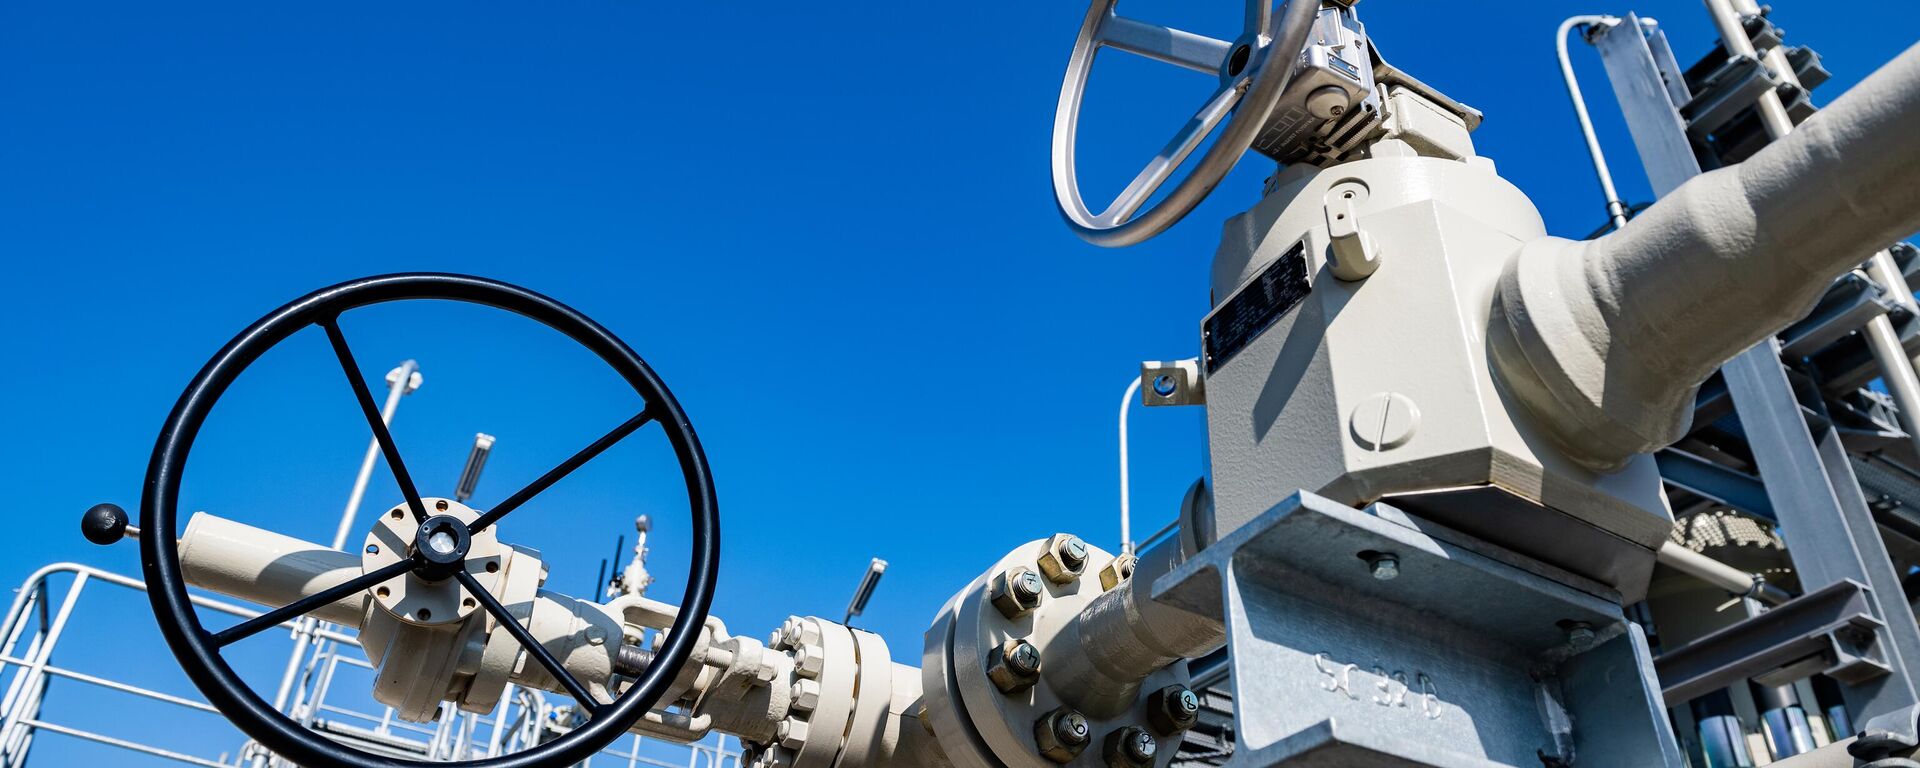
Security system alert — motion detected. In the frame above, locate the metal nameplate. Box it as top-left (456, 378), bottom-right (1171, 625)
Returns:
top-left (1203, 240), bottom-right (1311, 374)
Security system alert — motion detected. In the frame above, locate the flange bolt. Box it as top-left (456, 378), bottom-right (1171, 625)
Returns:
top-left (987, 638), bottom-right (1043, 693)
top-left (1039, 534), bottom-right (1091, 584)
top-left (1104, 726), bottom-right (1158, 768)
top-left (1147, 684), bottom-right (1201, 735)
top-left (1035, 707), bottom-right (1091, 763)
top-left (991, 567), bottom-right (1046, 619)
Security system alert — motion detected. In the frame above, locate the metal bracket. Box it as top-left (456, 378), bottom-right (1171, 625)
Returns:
top-left (1654, 579), bottom-right (1891, 705)
top-left (1681, 53), bottom-right (1781, 138)
top-left (1140, 359), bottom-right (1205, 407)
top-left (1154, 492), bottom-right (1684, 766)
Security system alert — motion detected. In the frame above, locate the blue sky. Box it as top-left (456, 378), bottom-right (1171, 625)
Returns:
top-left (2, 1), bottom-right (1915, 764)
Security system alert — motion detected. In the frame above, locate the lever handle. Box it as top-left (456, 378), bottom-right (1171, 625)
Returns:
top-left (81, 503), bottom-right (139, 545)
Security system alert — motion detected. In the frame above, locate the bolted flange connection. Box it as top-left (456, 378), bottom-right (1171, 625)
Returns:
top-left (1035, 706), bottom-right (1092, 763)
top-left (1038, 534), bottom-right (1091, 584)
top-left (987, 638), bottom-right (1043, 694)
top-left (990, 567), bottom-right (1046, 619)
top-left (1146, 685), bottom-right (1200, 736)
top-left (1103, 726), bottom-right (1158, 768)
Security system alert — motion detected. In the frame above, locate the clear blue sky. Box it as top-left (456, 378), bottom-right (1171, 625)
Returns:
top-left (2, 1), bottom-right (1914, 764)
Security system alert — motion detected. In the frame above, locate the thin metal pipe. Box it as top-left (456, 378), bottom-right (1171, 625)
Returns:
top-left (486, 683), bottom-right (517, 757)
top-left (1118, 376), bottom-right (1141, 555)
top-left (29, 664), bottom-right (223, 714)
top-left (1702, 0), bottom-right (1920, 456)
top-left (17, 719), bottom-right (227, 768)
top-left (1864, 250), bottom-right (1920, 372)
top-left (1863, 313), bottom-right (1920, 458)
top-left (331, 360), bottom-right (419, 551)
top-left (1702, 0), bottom-right (1796, 138)
top-left (0, 573), bottom-right (86, 755)
top-left (1556, 15), bottom-right (1631, 229)
top-left (1657, 540), bottom-right (1792, 605)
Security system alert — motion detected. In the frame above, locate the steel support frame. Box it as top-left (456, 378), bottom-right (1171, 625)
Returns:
top-left (1157, 492), bottom-right (1685, 767)
top-left (1592, 15), bottom-right (1920, 745)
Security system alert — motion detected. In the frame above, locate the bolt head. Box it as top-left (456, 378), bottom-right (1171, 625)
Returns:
top-left (1056, 713), bottom-right (1089, 745)
top-left (990, 567), bottom-right (1046, 619)
top-left (1034, 707), bottom-right (1091, 763)
top-left (1104, 726), bottom-right (1158, 768)
top-left (987, 638), bottom-right (1043, 694)
top-left (1038, 534), bottom-right (1091, 584)
top-left (1565, 622), bottom-right (1598, 650)
top-left (1099, 553), bottom-right (1138, 592)
top-left (1146, 685), bottom-right (1200, 735)
top-left (1363, 552), bottom-right (1399, 581)
top-left (1009, 641), bottom-right (1041, 674)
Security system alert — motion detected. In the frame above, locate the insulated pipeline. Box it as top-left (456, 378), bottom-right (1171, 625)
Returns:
top-left (1493, 43), bottom-right (1920, 468)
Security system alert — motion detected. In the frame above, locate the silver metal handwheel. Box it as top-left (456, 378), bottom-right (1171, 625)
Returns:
top-left (1051, 0), bottom-right (1321, 247)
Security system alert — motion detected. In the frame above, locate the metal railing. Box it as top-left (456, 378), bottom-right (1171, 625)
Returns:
top-left (0, 562), bottom-right (739, 767)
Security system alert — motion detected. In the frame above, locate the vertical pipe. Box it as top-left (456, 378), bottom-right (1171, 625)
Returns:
top-left (0, 574), bottom-right (86, 756)
top-left (1557, 15), bottom-right (1632, 230)
top-left (1118, 376), bottom-right (1141, 555)
top-left (331, 359), bottom-right (419, 551)
top-left (1862, 313), bottom-right (1920, 459)
top-left (269, 618), bottom-right (315, 713)
top-left (486, 683), bottom-right (515, 757)
top-left (1708, 0), bottom-right (1920, 456)
top-left (1864, 249), bottom-right (1920, 458)
top-left (1702, 0), bottom-right (1795, 138)
top-left (1864, 250), bottom-right (1920, 370)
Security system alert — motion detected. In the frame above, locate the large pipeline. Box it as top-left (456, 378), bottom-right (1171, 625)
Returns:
top-left (1040, 537), bottom-right (1225, 717)
top-left (1492, 43), bottom-right (1920, 470)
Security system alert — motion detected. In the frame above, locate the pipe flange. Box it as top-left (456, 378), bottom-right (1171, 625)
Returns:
top-left (757, 617), bottom-right (863, 768)
top-left (942, 539), bottom-right (1188, 768)
top-left (360, 497), bottom-right (506, 626)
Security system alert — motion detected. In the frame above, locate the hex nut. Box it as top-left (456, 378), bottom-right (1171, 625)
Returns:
top-left (1146, 685), bottom-right (1200, 736)
top-left (1038, 534), bottom-right (1091, 584)
top-left (1103, 726), bottom-right (1158, 768)
top-left (1099, 553), bottom-right (1138, 592)
top-left (794, 645), bottom-right (824, 679)
top-left (986, 638), bottom-right (1043, 694)
top-left (791, 678), bottom-right (821, 711)
top-left (1034, 707), bottom-right (1091, 763)
top-left (990, 567), bottom-right (1046, 619)
top-left (778, 717), bottom-right (810, 749)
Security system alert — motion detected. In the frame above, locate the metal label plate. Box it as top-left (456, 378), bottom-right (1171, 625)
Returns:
top-left (1203, 240), bottom-right (1311, 374)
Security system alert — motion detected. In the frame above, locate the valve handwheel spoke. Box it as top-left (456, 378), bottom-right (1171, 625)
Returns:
top-left (1243, 0), bottom-right (1270, 38)
top-left (320, 316), bottom-right (430, 523)
top-left (137, 273), bottom-right (720, 768)
top-left (1097, 14), bottom-right (1233, 75)
top-left (209, 559), bottom-right (416, 648)
top-left (452, 569), bottom-right (602, 714)
top-left (469, 408), bottom-right (657, 534)
top-left (1052, 0), bottom-right (1321, 247)
top-left (1100, 80), bottom-right (1248, 227)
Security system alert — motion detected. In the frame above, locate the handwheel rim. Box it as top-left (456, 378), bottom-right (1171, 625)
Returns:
top-left (139, 272), bottom-right (720, 768)
top-left (1050, 0), bottom-right (1322, 248)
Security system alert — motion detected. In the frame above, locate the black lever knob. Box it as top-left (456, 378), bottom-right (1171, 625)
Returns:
top-left (81, 503), bottom-right (133, 545)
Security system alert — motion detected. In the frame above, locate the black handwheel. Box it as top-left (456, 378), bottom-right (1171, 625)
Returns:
top-left (138, 273), bottom-right (720, 768)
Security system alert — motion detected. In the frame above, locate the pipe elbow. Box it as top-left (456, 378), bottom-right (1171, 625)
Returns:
top-left (1490, 236), bottom-right (1693, 471)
